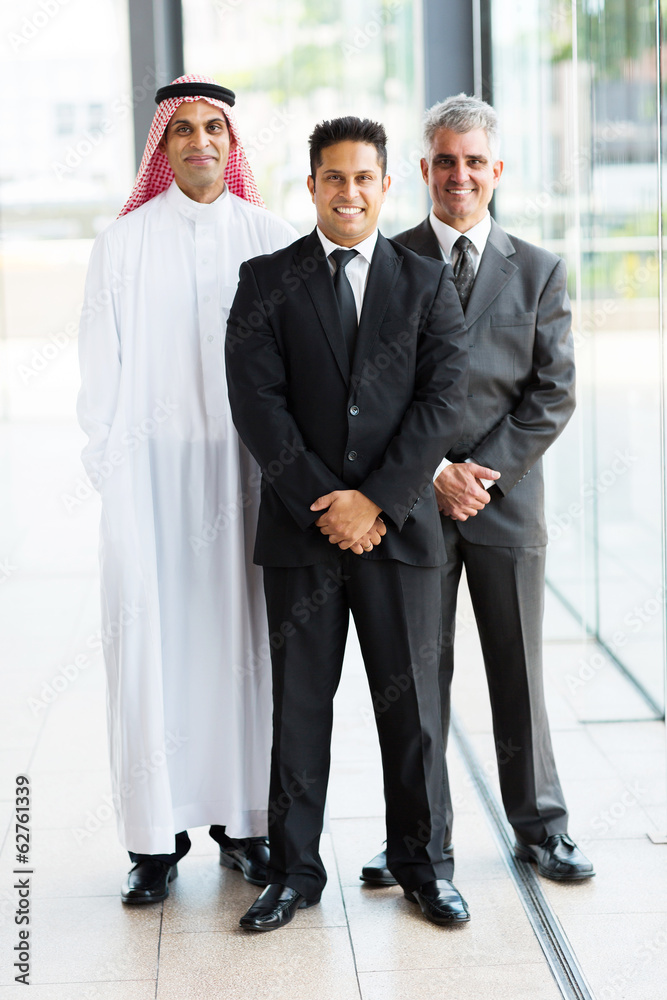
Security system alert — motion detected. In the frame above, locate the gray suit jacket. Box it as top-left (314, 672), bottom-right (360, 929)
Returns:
top-left (393, 216), bottom-right (575, 547)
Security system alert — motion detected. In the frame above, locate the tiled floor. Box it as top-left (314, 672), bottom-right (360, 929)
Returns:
top-left (1, 405), bottom-right (667, 998)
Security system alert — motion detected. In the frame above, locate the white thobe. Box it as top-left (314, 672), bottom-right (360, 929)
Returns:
top-left (77, 181), bottom-right (298, 854)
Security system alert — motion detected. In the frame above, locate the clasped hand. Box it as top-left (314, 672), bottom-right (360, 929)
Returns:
top-left (310, 490), bottom-right (385, 554)
top-left (434, 463), bottom-right (501, 521)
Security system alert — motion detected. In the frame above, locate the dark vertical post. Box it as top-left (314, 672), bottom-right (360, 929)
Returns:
top-left (128, 0), bottom-right (184, 170)
top-left (422, 0), bottom-right (474, 108)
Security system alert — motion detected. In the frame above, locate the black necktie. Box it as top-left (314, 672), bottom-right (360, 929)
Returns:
top-left (453, 235), bottom-right (475, 310)
top-left (331, 248), bottom-right (359, 359)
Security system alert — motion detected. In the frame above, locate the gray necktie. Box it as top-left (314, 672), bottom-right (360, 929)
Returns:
top-left (331, 248), bottom-right (359, 358)
top-left (453, 235), bottom-right (475, 310)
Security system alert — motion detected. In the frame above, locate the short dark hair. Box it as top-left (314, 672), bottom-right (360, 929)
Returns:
top-left (309, 117), bottom-right (388, 178)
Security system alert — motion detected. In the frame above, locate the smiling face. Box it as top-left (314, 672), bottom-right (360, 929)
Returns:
top-left (307, 140), bottom-right (391, 246)
top-left (158, 99), bottom-right (235, 203)
top-left (421, 126), bottom-right (503, 232)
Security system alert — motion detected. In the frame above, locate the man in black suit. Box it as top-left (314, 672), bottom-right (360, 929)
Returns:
top-left (225, 117), bottom-right (470, 930)
top-left (362, 95), bottom-right (594, 887)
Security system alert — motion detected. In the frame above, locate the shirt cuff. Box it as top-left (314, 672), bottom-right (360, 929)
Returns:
top-left (433, 456), bottom-right (451, 480)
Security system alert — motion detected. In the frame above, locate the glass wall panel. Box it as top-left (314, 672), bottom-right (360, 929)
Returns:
top-left (490, 0), bottom-right (665, 713)
top-left (0, 0), bottom-right (134, 422)
top-left (182, 0), bottom-right (426, 232)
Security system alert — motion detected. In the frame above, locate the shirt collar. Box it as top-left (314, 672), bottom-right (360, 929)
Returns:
top-left (165, 178), bottom-right (229, 221)
top-left (316, 226), bottom-right (379, 265)
top-left (429, 209), bottom-right (491, 261)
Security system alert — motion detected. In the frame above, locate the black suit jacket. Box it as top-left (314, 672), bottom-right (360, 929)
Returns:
top-left (225, 229), bottom-right (469, 567)
top-left (394, 217), bottom-right (575, 547)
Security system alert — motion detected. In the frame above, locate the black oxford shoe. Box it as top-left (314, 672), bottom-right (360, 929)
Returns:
top-left (515, 834), bottom-right (595, 881)
top-left (121, 859), bottom-right (177, 904)
top-left (361, 843), bottom-right (454, 886)
top-left (404, 879), bottom-right (470, 925)
top-left (239, 883), bottom-right (319, 931)
top-left (218, 836), bottom-right (270, 886)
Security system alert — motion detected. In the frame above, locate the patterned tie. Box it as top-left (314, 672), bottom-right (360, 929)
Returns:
top-left (331, 248), bottom-right (359, 359)
top-left (453, 235), bottom-right (475, 310)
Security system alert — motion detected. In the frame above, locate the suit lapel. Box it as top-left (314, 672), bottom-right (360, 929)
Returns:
top-left (295, 229), bottom-right (350, 383)
top-left (404, 218), bottom-right (442, 260)
top-left (351, 233), bottom-right (401, 379)
top-left (464, 219), bottom-right (518, 327)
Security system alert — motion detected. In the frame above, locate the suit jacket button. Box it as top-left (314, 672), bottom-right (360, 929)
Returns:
top-left (347, 451), bottom-right (358, 461)
top-left (349, 405), bottom-right (359, 416)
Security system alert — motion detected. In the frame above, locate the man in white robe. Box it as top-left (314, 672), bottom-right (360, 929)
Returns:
top-left (77, 74), bottom-right (297, 903)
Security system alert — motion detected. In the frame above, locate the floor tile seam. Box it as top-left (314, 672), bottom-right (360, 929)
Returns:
top-left (331, 887), bottom-right (364, 996)
top-left (159, 921), bottom-right (351, 935)
top-left (355, 960), bottom-right (558, 975)
top-left (158, 925), bottom-right (354, 938)
top-left (354, 956), bottom-right (550, 974)
top-left (154, 901), bottom-right (165, 999)
top-left (11, 978), bottom-right (158, 986)
top-left (19, 979), bottom-right (160, 988)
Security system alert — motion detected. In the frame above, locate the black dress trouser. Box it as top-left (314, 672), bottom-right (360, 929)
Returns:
top-left (263, 552), bottom-right (454, 902)
top-left (439, 516), bottom-right (568, 845)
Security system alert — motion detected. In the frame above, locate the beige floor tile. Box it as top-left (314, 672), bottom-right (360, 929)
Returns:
top-left (0, 981), bottom-right (156, 999)
top-left (540, 837), bottom-right (667, 915)
top-left (358, 963), bottom-right (561, 1000)
top-left (0, 896), bottom-right (160, 986)
top-left (0, 750), bottom-right (32, 790)
top-left (643, 803), bottom-right (667, 834)
top-left (550, 729), bottom-right (619, 780)
top-left (343, 880), bottom-right (543, 973)
top-left (162, 835), bottom-right (346, 934)
top-left (560, 912), bottom-right (667, 999)
top-left (30, 693), bottom-right (109, 774)
top-left (327, 761), bottom-right (385, 819)
top-left (544, 643), bottom-right (654, 723)
top-left (561, 776), bottom-right (659, 842)
top-left (331, 702), bottom-right (383, 764)
top-left (22, 768), bottom-right (114, 832)
top-left (586, 720), bottom-right (666, 756)
top-left (0, 682), bottom-right (44, 750)
top-left (5, 823), bottom-right (128, 898)
top-left (156, 927), bottom-right (360, 1000)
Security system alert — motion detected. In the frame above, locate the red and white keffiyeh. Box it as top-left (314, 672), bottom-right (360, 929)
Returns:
top-left (119, 73), bottom-right (264, 216)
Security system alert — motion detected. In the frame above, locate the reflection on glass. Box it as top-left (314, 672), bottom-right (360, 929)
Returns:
top-left (490, 0), bottom-right (664, 712)
top-left (182, 0), bottom-right (425, 233)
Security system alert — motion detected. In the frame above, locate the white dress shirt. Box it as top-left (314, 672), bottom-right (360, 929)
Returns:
top-left (429, 209), bottom-right (491, 275)
top-left (316, 227), bottom-right (379, 321)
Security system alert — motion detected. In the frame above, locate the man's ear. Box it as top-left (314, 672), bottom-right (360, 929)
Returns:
top-left (307, 174), bottom-right (316, 202)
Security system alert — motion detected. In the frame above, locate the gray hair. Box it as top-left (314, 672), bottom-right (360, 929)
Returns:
top-left (423, 94), bottom-right (500, 161)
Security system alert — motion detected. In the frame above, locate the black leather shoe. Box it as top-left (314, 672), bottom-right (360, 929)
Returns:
top-left (361, 842), bottom-right (454, 886)
top-left (239, 883), bottom-right (319, 931)
top-left (218, 836), bottom-right (270, 886)
top-left (515, 834), bottom-right (595, 881)
top-left (121, 859), bottom-right (177, 904)
top-left (360, 849), bottom-right (398, 886)
top-left (404, 879), bottom-right (470, 924)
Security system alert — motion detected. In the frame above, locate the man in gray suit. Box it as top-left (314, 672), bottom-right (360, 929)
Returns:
top-left (362, 94), bottom-right (594, 883)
